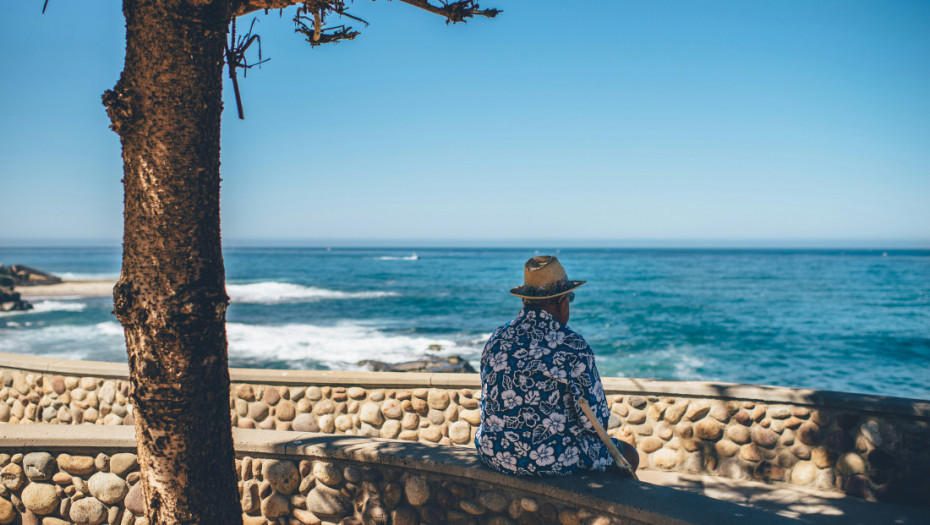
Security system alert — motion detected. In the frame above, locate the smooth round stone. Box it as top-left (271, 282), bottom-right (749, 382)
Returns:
top-left (275, 401), bottom-right (297, 422)
top-left (1, 464), bottom-right (25, 490)
top-left (109, 453), bottom-right (138, 477)
top-left (306, 386), bottom-right (322, 401)
top-left (653, 449), bottom-right (678, 469)
top-left (94, 454), bottom-right (110, 472)
top-left (750, 427), bottom-right (778, 448)
top-left (312, 462), bottom-right (342, 487)
top-left (98, 383), bottom-right (117, 404)
top-left (0, 497), bottom-right (14, 525)
top-left (380, 420), bottom-right (402, 439)
top-left (838, 452), bottom-right (866, 475)
top-left (478, 491), bottom-right (508, 513)
top-left (812, 447), bottom-right (833, 468)
top-left (420, 426), bottom-right (442, 442)
top-left (334, 414), bottom-right (353, 431)
top-left (359, 403), bottom-right (384, 426)
top-left (694, 420), bottom-right (723, 441)
top-left (427, 390), bottom-right (450, 410)
top-left (791, 461), bottom-right (816, 486)
top-left (726, 425), bottom-right (750, 444)
top-left (769, 406), bottom-right (791, 419)
top-left (626, 409), bottom-right (646, 424)
top-left (460, 409), bottom-right (480, 426)
top-left (262, 387), bottom-right (280, 406)
top-left (381, 399), bottom-right (403, 419)
top-left (124, 482), bottom-right (144, 516)
top-left (401, 413), bottom-right (420, 430)
top-left (293, 413), bottom-right (320, 432)
top-left (313, 399), bottom-right (336, 415)
top-left (56, 406), bottom-right (72, 423)
top-left (392, 506), bottom-right (419, 525)
top-left (348, 387), bottom-right (367, 400)
top-left (79, 378), bottom-right (97, 391)
top-left (88, 472), bottom-right (128, 504)
top-left (405, 476), bottom-right (430, 506)
top-left (797, 422), bottom-right (821, 446)
top-left (0, 404), bottom-right (9, 423)
top-left (317, 414), bottom-right (335, 433)
top-left (715, 440), bottom-right (739, 458)
top-left (248, 402), bottom-right (269, 422)
top-left (21, 482), bottom-right (59, 515)
top-left (261, 492), bottom-right (289, 518)
top-left (235, 384), bottom-right (255, 401)
top-left (741, 444), bottom-right (762, 462)
top-left (262, 460), bottom-right (300, 495)
top-left (640, 436), bottom-right (663, 453)
top-left (23, 453), bottom-right (56, 481)
top-left (449, 422), bottom-right (471, 444)
top-left (70, 496), bottom-right (107, 525)
top-left (685, 401), bottom-right (710, 421)
top-left (306, 484), bottom-right (351, 517)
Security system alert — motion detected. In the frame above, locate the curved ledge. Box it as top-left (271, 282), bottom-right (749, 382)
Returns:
top-left (0, 424), bottom-right (796, 525)
top-left (1, 352), bottom-right (926, 417)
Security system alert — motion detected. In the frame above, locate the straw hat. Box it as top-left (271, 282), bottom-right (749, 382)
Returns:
top-left (510, 256), bottom-right (586, 299)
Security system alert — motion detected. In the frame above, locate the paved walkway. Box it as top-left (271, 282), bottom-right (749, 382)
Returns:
top-left (639, 470), bottom-right (930, 524)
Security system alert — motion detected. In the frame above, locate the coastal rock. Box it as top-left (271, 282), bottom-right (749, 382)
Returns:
top-left (23, 453), bottom-right (56, 481)
top-left (88, 472), bottom-right (128, 504)
top-left (70, 496), bottom-right (107, 525)
top-left (360, 355), bottom-right (476, 374)
top-left (21, 483), bottom-right (59, 515)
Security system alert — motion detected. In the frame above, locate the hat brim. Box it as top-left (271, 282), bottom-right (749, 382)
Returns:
top-left (510, 280), bottom-right (586, 300)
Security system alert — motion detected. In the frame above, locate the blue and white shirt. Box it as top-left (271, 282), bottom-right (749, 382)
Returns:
top-left (475, 308), bottom-right (614, 475)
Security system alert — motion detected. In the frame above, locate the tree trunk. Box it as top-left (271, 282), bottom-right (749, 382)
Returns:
top-left (104, 1), bottom-right (241, 523)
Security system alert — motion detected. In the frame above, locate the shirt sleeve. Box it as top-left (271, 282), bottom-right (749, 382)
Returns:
top-left (548, 334), bottom-right (610, 433)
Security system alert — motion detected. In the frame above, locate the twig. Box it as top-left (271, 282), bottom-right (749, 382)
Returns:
top-left (224, 17), bottom-right (270, 120)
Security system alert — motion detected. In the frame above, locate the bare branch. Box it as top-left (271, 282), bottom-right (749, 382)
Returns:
top-left (398, 0), bottom-right (501, 24)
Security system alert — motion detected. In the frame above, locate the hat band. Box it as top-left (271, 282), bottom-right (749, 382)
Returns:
top-left (521, 277), bottom-right (570, 298)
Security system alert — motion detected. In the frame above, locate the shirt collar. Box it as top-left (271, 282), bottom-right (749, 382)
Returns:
top-left (518, 307), bottom-right (563, 330)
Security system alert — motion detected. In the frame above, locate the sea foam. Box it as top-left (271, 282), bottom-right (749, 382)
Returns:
top-left (226, 321), bottom-right (479, 370)
top-left (0, 300), bottom-right (87, 317)
top-left (226, 282), bottom-right (398, 305)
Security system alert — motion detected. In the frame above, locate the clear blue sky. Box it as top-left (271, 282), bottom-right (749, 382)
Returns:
top-left (1, 1), bottom-right (928, 247)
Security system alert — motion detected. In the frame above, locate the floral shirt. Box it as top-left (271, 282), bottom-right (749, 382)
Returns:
top-left (474, 308), bottom-right (614, 476)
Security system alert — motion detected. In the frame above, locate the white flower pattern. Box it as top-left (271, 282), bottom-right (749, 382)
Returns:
top-left (475, 309), bottom-right (620, 476)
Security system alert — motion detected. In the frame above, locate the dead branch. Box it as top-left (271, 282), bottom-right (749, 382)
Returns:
top-left (225, 18), bottom-right (270, 119)
top-left (236, 0), bottom-right (501, 24)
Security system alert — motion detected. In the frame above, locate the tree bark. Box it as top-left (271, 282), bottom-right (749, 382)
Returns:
top-left (104, 1), bottom-right (241, 523)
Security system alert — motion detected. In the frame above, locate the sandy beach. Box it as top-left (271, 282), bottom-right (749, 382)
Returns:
top-left (16, 281), bottom-right (117, 298)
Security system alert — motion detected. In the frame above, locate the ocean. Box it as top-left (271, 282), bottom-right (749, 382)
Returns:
top-left (1, 247), bottom-right (928, 400)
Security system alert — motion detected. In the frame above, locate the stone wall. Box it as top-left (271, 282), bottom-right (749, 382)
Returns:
top-left (1, 353), bottom-right (928, 507)
top-left (0, 426), bottom-right (796, 525)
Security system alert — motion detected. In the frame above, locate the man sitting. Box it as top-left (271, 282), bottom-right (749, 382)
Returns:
top-left (474, 255), bottom-right (639, 476)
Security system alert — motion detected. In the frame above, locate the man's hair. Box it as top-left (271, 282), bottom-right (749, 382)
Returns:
top-left (522, 296), bottom-right (563, 309)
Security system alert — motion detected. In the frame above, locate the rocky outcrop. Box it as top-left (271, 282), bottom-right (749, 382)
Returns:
top-left (0, 264), bottom-right (62, 287)
top-left (360, 354), bottom-right (476, 373)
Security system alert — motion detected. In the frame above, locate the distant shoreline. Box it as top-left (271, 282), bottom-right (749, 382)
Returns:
top-left (17, 280), bottom-right (116, 298)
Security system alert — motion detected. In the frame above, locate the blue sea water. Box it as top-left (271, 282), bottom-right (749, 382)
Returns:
top-left (1, 247), bottom-right (928, 400)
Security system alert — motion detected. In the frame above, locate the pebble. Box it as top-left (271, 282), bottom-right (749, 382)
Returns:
top-left (21, 482), bottom-right (59, 515)
top-left (317, 414), bottom-right (335, 433)
top-left (312, 462), bottom-right (342, 487)
top-left (694, 420), bottom-right (722, 441)
top-left (797, 422), bottom-right (821, 446)
top-left (0, 464), bottom-right (25, 490)
top-left (791, 461), bottom-right (816, 486)
top-left (359, 403), bottom-right (383, 426)
top-left (109, 454), bottom-right (138, 477)
top-left (260, 492), bottom-right (289, 518)
top-left (70, 496), bottom-right (107, 525)
top-left (248, 402), bottom-right (269, 422)
top-left (405, 476), bottom-right (430, 506)
top-left (306, 484), bottom-right (351, 517)
top-left (380, 420), bottom-right (401, 439)
top-left (124, 482), bottom-right (144, 515)
top-left (750, 426), bottom-right (778, 448)
top-left (23, 453), bottom-right (56, 481)
top-left (715, 440), bottom-right (739, 458)
top-left (88, 472), bottom-right (128, 504)
top-left (293, 413), bottom-right (320, 432)
top-left (653, 449), bottom-right (678, 469)
top-left (262, 460), bottom-right (300, 495)
top-left (0, 497), bottom-right (14, 524)
top-left (449, 422), bottom-right (471, 444)
top-left (275, 401), bottom-right (296, 422)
